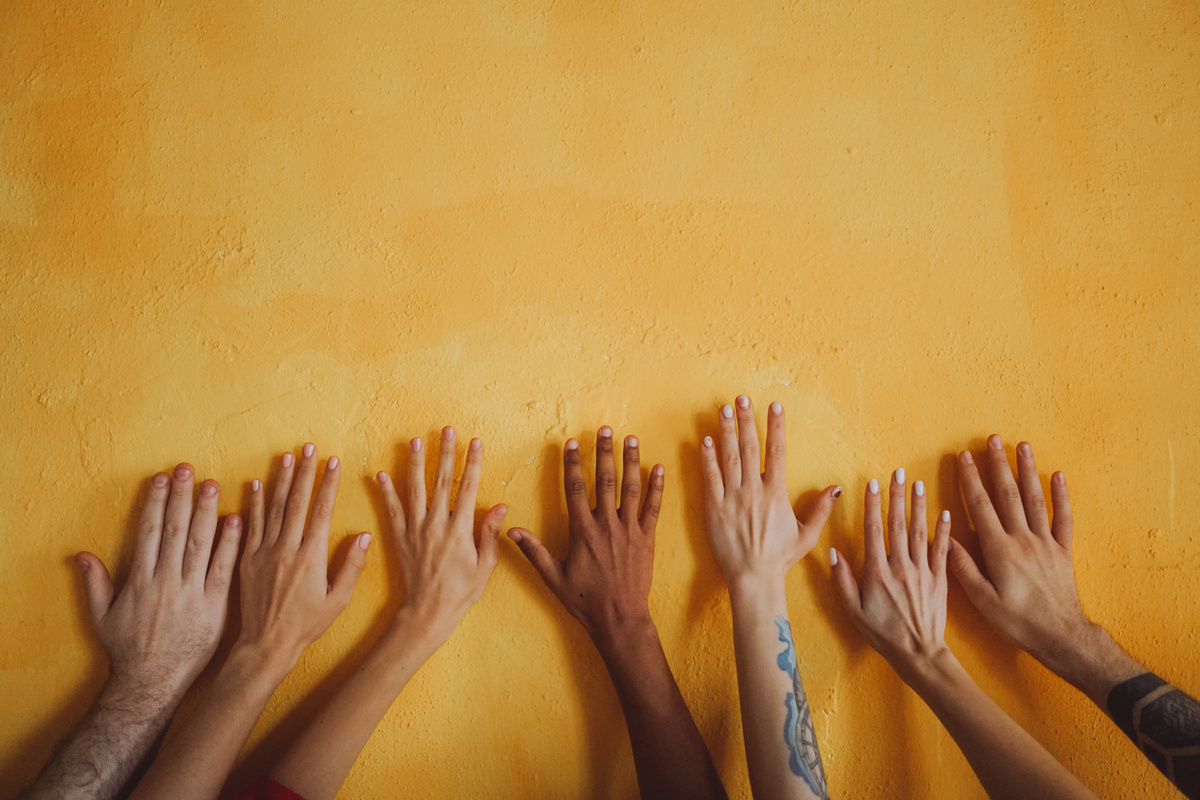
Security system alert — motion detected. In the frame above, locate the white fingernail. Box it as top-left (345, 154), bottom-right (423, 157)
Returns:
top-left (895, 468), bottom-right (906, 485)
top-left (941, 510), bottom-right (950, 523)
top-left (828, 548), bottom-right (838, 566)
top-left (770, 401), bottom-right (782, 415)
top-left (868, 479), bottom-right (879, 495)
top-left (914, 480), bottom-right (924, 497)
top-left (721, 405), bottom-right (734, 419)
top-left (627, 436), bottom-right (638, 447)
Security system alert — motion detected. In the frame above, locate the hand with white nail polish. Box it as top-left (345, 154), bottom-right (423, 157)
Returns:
top-left (23, 465), bottom-right (241, 800)
top-left (130, 444), bottom-right (369, 800)
top-left (263, 429), bottom-right (508, 800)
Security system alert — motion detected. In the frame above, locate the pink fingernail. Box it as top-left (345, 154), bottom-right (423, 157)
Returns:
top-left (737, 395), bottom-right (749, 409)
top-left (152, 473), bottom-right (169, 488)
top-left (721, 405), bottom-right (733, 419)
top-left (770, 401), bottom-right (782, 415)
top-left (960, 451), bottom-right (973, 465)
top-left (1018, 442), bottom-right (1032, 457)
top-left (496, 505), bottom-right (508, 516)
top-left (359, 533), bottom-right (371, 550)
top-left (252, 479), bottom-right (261, 492)
top-left (303, 443), bottom-right (315, 457)
top-left (599, 426), bottom-right (612, 438)
top-left (566, 439), bottom-right (579, 451)
top-left (377, 471), bottom-right (389, 484)
top-left (443, 427), bottom-right (455, 440)
top-left (988, 435), bottom-right (1002, 450)
top-left (174, 464), bottom-right (192, 479)
top-left (227, 515), bottom-right (241, 528)
top-left (282, 453), bottom-right (294, 468)
top-left (201, 482), bottom-right (218, 497)
top-left (1054, 471), bottom-right (1066, 485)
top-left (412, 438), bottom-right (422, 452)
top-left (470, 438), bottom-right (482, 451)
top-left (627, 436), bottom-right (638, 448)
top-left (327, 456), bottom-right (339, 470)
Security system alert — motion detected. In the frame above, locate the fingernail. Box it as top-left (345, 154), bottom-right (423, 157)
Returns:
top-left (327, 456), bottom-right (339, 470)
top-left (377, 471), bottom-right (388, 484)
top-left (960, 451), bottom-right (973, 465)
top-left (228, 515), bottom-right (241, 528)
top-left (832, 486), bottom-right (843, 499)
top-left (282, 452), bottom-right (294, 467)
top-left (914, 480), bottom-right (925, 497)
top-left (770, 400), bottom-right (782, 415)
top-left (828, 548), bottom-right (838, 566)
top-left (868, 478), bottom-right (879, 495)
top-left (359, 533), bottom-right (371, 550)
top-left (509, 529), bottom-right (524, 543)
top-left (412, 438), bottom-right (422, 452)
top-left (1018, 442), bottom-right (1032, 457)
top-left (470, 438), bottom-right (482, 451)
top-left (496, 505), bottom-right (508, 516)
top-left (1054, 471), bottom-right (1066, 485)
top-left (941, 510), bottom-right (950, 522)
top-left (599, 426), bottom-right (612, 438)
top-left (443, 427), bottom-right (455, 440)
top-left (721, 405), bottom-right (734, 419)
top-left (303, 443), bottom-right (315, 457)
top-left (175, 464), bottom-right (192, 479)
top-left (77, 557), bottom-right (89, 573)
top-left (655, 465), bottom-right (664, 476)
top-left (152, 473), bottom-right (169, 488)
top-left (252, 479), bottom-right (261, 492)
top-left (201, 482), bottom-right (218, 497)
top-left (627, 436), bottom-right (638, 447)
top-left (566, 438), bottom-right (579, 451)
top-left (737, 394), bottom-right (749, 409)
top-left (988, 434), bottom-right (1002, 450)
top-left (895, 468), bottom-right (906, 485)
top-left (703, 436), bottom-right (713, 448)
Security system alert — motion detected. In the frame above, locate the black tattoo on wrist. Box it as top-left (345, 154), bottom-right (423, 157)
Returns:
top-left (1108, 672), bottom-right (1200, 799)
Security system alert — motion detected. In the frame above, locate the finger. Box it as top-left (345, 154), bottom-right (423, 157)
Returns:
top-left (508, 528), bottom-right (564, 595)
top-left (799, 484), bottom-right (841, 542)
top-left (430, 427), bottom-right (458, 516)
top-left (734, 394), bottom-right (761, 485)
top-left (246, 479), bottom-right (265, 554)
top-left (829, 548), bottom-right (865, 625)
top-left (946, 538), bottom-right (999, 612)
top-left (376, 471), bottom-right (407, 540)
top-left (639, 465), bottom-right (665, 536)
top-left (699, 436), bottom-right (724, 503)
top-left (132, 472), bottom-right (170, 575)
top-left (563, 439), bottom-right (591, 521)
top-left (1016, 442), bottom-right (1051, 537)
top-left (264, 450), bottom-right (298, 548)
top-left (595, 427), bottom-right (618, 517)
top-left (301, 456), bottom-right (341, 555)
top-left (956, 450), bottom-right (1004, 538)
top-left (763, 401), bottom-right (787, 486)
top-left (985, 434), bottom-right (1026, 531)
top-left (619, 436), bottom-right (641, 523)
top-left (280, 443), bottom-right (320, 548)
top-left (908, 478), bottom-right (929, 568)
top-left (888, 468), bottom-right (908, 563)
top-left (205, 515), bottom-right (242, 598)
top-left (476, 504), bottom-right (508, 573)
top-left (182, 480), bottom-right (221, 582)
top-left (76, 553), bottom-right (114, 630)
top-left (408, 438), bottom-right (426, 529)
top-left (452, 438), bottom-right (483, 525)
top-left (1050, 471), bottom-right (1073, 549)
top-left (930, 510), bottom-right (951, 577)
top-left (863, 479), bottom-right (886, 565)
top-left (156, 463), bottom-right (195, 575)
top-left (328, 532), bottom-right (371, 610)
top-left (717, 404), bottom-right (742, 488)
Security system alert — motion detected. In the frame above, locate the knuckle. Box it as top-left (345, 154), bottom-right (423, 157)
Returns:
top-left (643, 502), bottom-right (661, 518)
top-left (566, 478), bottom-right (588, 498)
top-left (597, 474), bottom-right (618, 492)
top-left (767, 442), bottom-right (786, 457)
top-left (310, 500), bottom-right (334, 520)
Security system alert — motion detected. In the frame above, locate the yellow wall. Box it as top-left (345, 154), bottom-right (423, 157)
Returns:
top-left (2, 1), bottom-right (1198, 797)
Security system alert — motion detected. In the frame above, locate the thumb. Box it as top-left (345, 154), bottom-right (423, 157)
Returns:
top-left (508, 528), bottom-right (563, 593)
top-left (476, 504), bottom-right (508, 572)
top-left (828, 548), bottom-right (865, 627)
top-left (329, 532), bottom-right (371, 609)
top-left (76, 552), bottom-right (114, 631)
top-left (947, 538), bottom-right (998, 612)
top-left (799, 485), bottom-right (841, 538)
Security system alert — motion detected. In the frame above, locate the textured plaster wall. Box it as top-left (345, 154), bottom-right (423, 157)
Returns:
top-left (1, 1), bottom-right (1198, 798)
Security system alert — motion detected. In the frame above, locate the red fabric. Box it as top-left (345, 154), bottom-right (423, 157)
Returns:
top-left (237, 777), bottom-right (307, 800)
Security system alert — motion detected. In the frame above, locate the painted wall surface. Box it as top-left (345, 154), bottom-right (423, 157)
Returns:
top-left (1, 1), bottom-right (1198, 797)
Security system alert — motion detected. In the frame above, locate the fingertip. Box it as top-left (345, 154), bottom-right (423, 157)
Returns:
top-left (987, 434), bottom-right (1002, 450)
top-left (75, 552), bottom-right (91, 572)
top-left (828, 547), bottom-right (838, 566)
top-left (411, 437), bottom-right (423, 453)
top-left (200, 479), bottom-right (219, 498)
top-left (470, 437), bottom-right (482, 452)
top-left (151, 472), bottom-right (170, 488)
top-left (359, 532), bottom-right (372, 551)
top-left (252, 479), bottom-right (262, 492)
top-left (940, 509), bottom-right (951, 523)
top-left (770, 400), bottom-right (782, 416)
top-left (736, 394), bottom-right (750, 409)
top-left (507, 528), bottom-right (525, 543)
top-left (565, 438), bottom-right (579, 451)
top-left (226, 513), bottom-right (242, 529)
top-left (867, 478), bottom-right (879, 496)
top-left (654, 464), bottom-right (664, 478)
top-left (377, 471), bottom-right (389, 485)
top-left (832, 485), bottom-right (843, 499)
top-left (442, 426), bottom-right (455, 441)
top-left (327, 455), bottom-right (339, 471)
top-left (494, 504), bottom-right (508, 518)
top-left (282, 452), bottom-right (295, 468)
top-left (1018, 441), bottom-right (1033, 458)
top-left (303, 442), bottom-right (315, 458)
top-left (1053, 471), bottom-right (1066, 486)
top-left (720, 404), bottom-right (734, 420)
top-left (959, 450), bottom-right (973, 465)
top-left (702, 436), bottom-right (713, 448)
top-left (174, 463), bottom-right (193, 480)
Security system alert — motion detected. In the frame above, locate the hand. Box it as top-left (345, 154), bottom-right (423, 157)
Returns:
top-left (375, 428), bottom-right (506, 642)
top-left (945, 436), bottom-right (1094, 673)
top-left (238, 444), bottom-right (369, 666)
top-left (700, 395), bottom-right (840, 588)
top-left (831, 470), bottom-right (952, 680)
top-left (508, 427), bottom-right (663, 643)
top-left (77, 463), bottom-right (242, 700)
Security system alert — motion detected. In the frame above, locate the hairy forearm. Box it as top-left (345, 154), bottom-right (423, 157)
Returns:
top-left (904, 650), bottom-right (1095, 800)
top-left (728, 579), bottom-right (828, 800)
top-left (590, 618), bottom-right (728, 800)
top-left (21, 680), bottom-right (182, 800)
top-left (268, 610), bottom-right (448, 800)
top-left (128, 645), bottom-right (294, 800)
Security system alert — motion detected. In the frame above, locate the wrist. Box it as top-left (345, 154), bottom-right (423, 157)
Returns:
top-left (727, 573), bottom-right (788, 613)
top-left (387, 604), bottom-right (457, 652)
top-left (900, 645), bottom-right (969, 697)
top-left (1035, 621), bottom-right (1143, 705)
top-left (586, 614), bottom-right (658, 660)
top-left (226, 639), bottom-right (303, 687)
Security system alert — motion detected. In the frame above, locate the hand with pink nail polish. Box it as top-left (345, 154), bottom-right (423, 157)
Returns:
top-left (24, 465), bottom-right (242, 800)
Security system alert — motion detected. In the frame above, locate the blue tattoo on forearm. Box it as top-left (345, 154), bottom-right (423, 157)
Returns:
top-left (776, 617), bottom-right (829, 798)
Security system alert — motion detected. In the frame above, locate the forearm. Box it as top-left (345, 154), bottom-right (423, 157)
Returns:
top-left (903, 650), bottom-right (1095, 800)
top-left (590, 618), bottom-right (727, 800)
top-left (267, 610), bottom-right (448, 800)
top-left (21, 679), bottom-right (182, 800)
top-left (728, 579), bottom-right (828, 800)
top-left (129, 645), bottom-right (294, 800)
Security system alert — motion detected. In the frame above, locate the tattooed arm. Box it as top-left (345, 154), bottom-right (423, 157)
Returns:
top-left (946, 436), bottom-right (1200, 799)
top-left (832, 471), bottom-right (1096, 800)
top-left (700, 396), bottom-right (838, 800)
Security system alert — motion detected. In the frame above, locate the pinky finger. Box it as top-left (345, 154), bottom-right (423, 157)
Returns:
top-left (699, 436), bottom-right (723, 503)
top-left (206, 515), bottom-right (242, 597)
top-left (930, 510), bottom-right (951, 577)
top-left (639, 465), bottom-right (665, 535)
